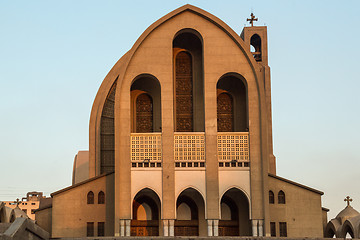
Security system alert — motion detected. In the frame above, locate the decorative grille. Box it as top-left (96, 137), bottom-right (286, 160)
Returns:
top-left (131, 133), bottom-right (162, 163)
top-left (217, 133), bottom-right (249, 163)
top-left (174, 133), bottom-right (205, 162)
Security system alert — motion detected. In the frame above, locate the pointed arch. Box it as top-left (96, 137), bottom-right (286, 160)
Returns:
top-left (131, 188), bottom-right (161, 236)
top-left (98, 191), bottom-right (105, 204)
top-left (87, 191), bottom-right (94, 204)
top-left (269, 190), bottom-right (274, 204)
top-left (219, 187), bottom-right (250, 236)
top-left (278, 190), bottom-right (286, 204)
top-left (175, 187), bottom-right (206, 236)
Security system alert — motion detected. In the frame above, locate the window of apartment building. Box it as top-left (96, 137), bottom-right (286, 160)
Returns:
top-left (279, 222), bottom-right (287, 237)
top-left (270, 222), bottom-right (276, 236)
top-left (98, 222), bottom-right (105, 236)
top-left (87, 222), bottom-right (94, 237)
top-left (31, 203), bottom-right (36, 205)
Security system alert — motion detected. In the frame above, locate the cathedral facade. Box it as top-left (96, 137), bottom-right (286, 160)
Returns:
top-left (37, 5), bottom-right (328, 238)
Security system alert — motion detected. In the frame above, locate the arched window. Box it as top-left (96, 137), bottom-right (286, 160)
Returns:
top-left (269, 190), bottom-right (274, 204)
top-left (98, 191), bottom-right (105, 204)
top-left (136, 93), bottom-right (153, 133)
top-left (278, 190), bottom-right (286, 204)
top-left (87, 191), bottom-right (94, 204)
top-left (217, 74), bottom-right (248, 132)
top-left (217, 92), bottom-right (234, 132)
top-left (173, 30), bottom-right (204, 132)
top-left (175, 51), bottom-right (193, 132)
top-left (130, 75), bottom-right (161, 133)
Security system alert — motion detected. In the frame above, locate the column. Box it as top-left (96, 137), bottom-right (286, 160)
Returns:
top-left (120, 219), bottom-right (125, 236)
top-left (252, 219), bottom-right (258, 236)
top-left (163, 220), bottom-right (169, 236)
top-left (258, 219), bottom-right (264, 236)
top-left (125, 219), bottom-right (131, 236)
top-left (169, 219), bottom-right (174, 236)
top-left (213, 219), bottom-right (219, 236)
top-left (207, 220), bottom-right (213, 236)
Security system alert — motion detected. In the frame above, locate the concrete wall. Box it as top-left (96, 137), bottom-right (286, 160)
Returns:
top-left (268, 175), bottom-right (324, 237)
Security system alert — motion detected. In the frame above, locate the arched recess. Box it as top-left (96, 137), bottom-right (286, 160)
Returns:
top-left (341, 222), bottom-right (355, 238)
top-left (131, 74), bottom-right (161, 133)
top-left (250, 34), bottom-right (261, 62)
top-left (217, 73), bottom-right (248, 132)
top-left (175, 187), bottom-right (206, 236)
top-left (131, 188), bottom-right (161, 236)
top-left (173, 29), bottom-right (204, 132)
top-left (219, 188), bottom-right (250, 236)
top-left (100, 80), bottom-right (117, 174)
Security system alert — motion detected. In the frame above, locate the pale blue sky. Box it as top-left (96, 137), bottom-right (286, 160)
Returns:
top-left (0, 1), bottom-right (359, 220)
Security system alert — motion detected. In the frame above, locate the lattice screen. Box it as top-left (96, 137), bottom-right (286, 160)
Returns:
top-left (131, 133), bottom-right (162, 162)
top-left (217, 133), bottom-right (249, 161)
top-left (174, 134), bottom-right (205, 161)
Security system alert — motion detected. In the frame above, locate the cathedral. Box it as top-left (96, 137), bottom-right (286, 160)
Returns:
top-left (35, 5), bottom-right (328, 238)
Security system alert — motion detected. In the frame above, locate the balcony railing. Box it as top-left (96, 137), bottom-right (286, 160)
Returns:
top-left (131, 133), bottom-right (162, 168)
top-left (217, 132), bottom-right (249, 168)
top-left (174, 132), bottom-right (205, 168)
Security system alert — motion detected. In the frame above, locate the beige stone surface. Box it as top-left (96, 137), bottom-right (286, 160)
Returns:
top-left (268, 174), bottom-right (324, 237)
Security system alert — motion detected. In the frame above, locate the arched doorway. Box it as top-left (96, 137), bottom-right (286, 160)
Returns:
top-left (131, 188), bottom-right (161, 236)
top-left (219, 188), bottom-right (250, 236)
top-left (175, 188), bottom-right (206, 236)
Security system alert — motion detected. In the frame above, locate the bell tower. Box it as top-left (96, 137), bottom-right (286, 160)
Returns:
top-left (241, 13), bottom-right (275, 174)
top-left (240, 13), bottom-right (269, 66)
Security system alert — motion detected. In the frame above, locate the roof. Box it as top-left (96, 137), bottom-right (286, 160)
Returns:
top-left (269, 173), bottom-right (324, 195)
top-left (336, 206), bottom-right (360, 221)
top-left (51, 171), bottom-right (114, 197)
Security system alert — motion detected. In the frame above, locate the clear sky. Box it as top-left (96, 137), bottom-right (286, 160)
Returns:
top-left (0, 0), bottom-right (359, 220)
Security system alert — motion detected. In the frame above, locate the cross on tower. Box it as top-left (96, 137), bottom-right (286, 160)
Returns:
top-left (344, 196), bottom-right (353, 206)
top-left (14, 198), bottom-right (21, 207)
top-left (247, 13), bottom-right (258, 27)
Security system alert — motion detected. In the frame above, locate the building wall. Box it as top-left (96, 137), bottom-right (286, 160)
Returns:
top-left (35, 207), bottom-right (52, 235)
top-left (51, 175), bottom-right (108, 238)
top-left (113, 7), bottom-right (268, 231)
top-left (268, 175), bottom-right (324, 237)
top-left (3, 200), bottom-right (39, 220)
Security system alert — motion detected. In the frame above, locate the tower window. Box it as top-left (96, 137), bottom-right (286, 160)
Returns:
top-left (278, 190), bottom-right (286, 204)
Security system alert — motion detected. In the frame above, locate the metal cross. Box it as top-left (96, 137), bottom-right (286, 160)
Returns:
top-left (14, 198), bottom-right (21, 207)
top-left (344, 196), bottom-right (353, 206)
top-left (247, 13), bottom-right (258, 27)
